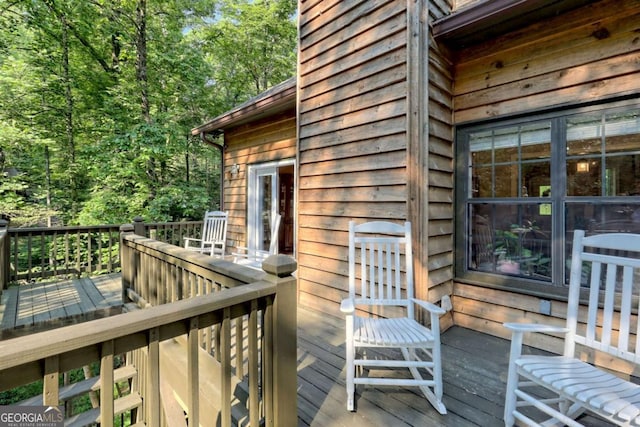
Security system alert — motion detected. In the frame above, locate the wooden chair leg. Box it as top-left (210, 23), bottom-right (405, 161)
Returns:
top-left (346, 340), bottom-right (355, 411)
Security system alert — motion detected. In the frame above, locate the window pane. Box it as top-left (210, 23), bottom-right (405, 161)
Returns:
top-left (472, 165), bottom-right (492, 197)
top-left (494, 164), bottom-right (517, 197)
top-left (567, 158), bottom-right (602, 196)
top-left (565, 202), bottom-right (640, 284)
top-left (608, 154), bottom-right (640, 196)
top-left (605, 111), bottom-right (640, 195)
top-left (567, 110), bottom-right (640, 196)
top-left (469, 123), bottom-right (551, 199)
top-left (523, 161), bottom-right (551, 197)
top-left (604, 110), bottom-right (640, 154)
top-left (469, 204), bottom-right (552, 280)
top-left (567, 115), bottom-right (602, 156)
top-left (461, 104), bottom-right (640, 290)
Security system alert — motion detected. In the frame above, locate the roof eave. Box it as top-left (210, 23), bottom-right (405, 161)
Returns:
top-left (432, 0), bottom-right (597, 47)
top-left (192, 78), bottom-right (297, 136)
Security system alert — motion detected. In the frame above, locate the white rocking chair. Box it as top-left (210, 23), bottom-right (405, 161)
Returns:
top-left (183, 211), bottom-right (228, 257)
top-left (504, 229), bottom-right (640, 426)
top-left (232, 213), bottom-right (281, 269)
top-left (340, 220), bottom-right (447, 414)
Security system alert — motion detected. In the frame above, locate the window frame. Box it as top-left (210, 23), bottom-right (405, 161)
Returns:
top-left (454, 98), bottom-right (640, 298)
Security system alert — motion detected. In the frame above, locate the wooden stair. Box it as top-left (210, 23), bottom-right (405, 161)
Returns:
top-left (18, 365), bottom-right (138, 406)
top-left (17, 365), bottom-right (143, 427)
top-left (64, 392), bottom-right (143, 427)
top-left (159, 336), bottom-right (253, 427)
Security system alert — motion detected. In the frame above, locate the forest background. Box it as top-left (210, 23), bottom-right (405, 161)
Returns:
top-left (0, 0), bottom-right (297, 227)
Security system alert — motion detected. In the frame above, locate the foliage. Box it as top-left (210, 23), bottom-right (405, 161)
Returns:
top-left (0, 0), bottom-right (297, 226)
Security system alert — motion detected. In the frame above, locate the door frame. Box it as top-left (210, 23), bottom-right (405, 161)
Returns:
top-left (247, 158), bottom-right (296, 253)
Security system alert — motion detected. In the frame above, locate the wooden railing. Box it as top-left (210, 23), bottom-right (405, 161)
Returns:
top-left (0, 221), bottom-right (9, 295)
top-left (119, 226), bottom-right (297, 426)
top-left (0, 225), bottom-right (298, 427)
top-left (5, 223), bottom-right (122, 284)
top-left (120, 223), bottom-right (249, 307)
top-left (0, 218), bottom-right (203, 287)
top-left (132, 216), bottom-right (203, 248)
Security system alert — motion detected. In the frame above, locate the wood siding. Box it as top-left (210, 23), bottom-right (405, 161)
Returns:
top-left (223, 111), bottom-right (296, 250)
top-left (452, 0), bottom-right (640, 124)
top-left (451, 0), bottom-right (640, 353)
top-left (297, 0), bottom-right (454, 318)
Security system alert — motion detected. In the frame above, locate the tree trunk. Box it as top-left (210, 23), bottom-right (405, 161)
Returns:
top-left (61, 13), bottom-right (78, 217)
top-left (136, 0), bottom-right (150, 124)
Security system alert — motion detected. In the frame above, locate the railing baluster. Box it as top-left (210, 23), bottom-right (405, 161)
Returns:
top-left (11, 234), bottom-right (17, 282)
top-left (100, 340), bottom-right (114, 427)
top-left (76, 230), bottom-right (81, 277)
top-left (40, 231), bottom-right (45, 278)
top-left (221, 307), bottom-right (232, 427)
top-left (249, 299), bottom-right (259, 427)
top-left (43, 355), bottom-right (59, 407)
top-left (52, 231), bottom-right (58, 277)
top-left (88, 231), bottom-right (93, 274)
top-left (108, 230), bottom-right (114, 272)
top-left (158, 258), bottom-right (166, 304)
top-left (235, 316), bottom-right (244, 378)
top-left (263, 295), bottom-right (274, 427)
top-left (65, 230), bottom-right (70, 276)
top-left (27, 231), bottom-right (33, 281)
top-left (148, 327), bottom-right (160, 426)
top-left (188, 317), bottom-right (199, 427)
top-left (98, 230), bottom-right (104, 272)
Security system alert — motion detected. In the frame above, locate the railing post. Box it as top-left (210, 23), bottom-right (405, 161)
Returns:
top-left (120, 224), bottom-right (135, 304)
top-left (0, 219), bottom-right (10, 293)
top-left (262, 254), bottom-right (297, 427)
top-left (132, 216), bottom-right (146, 237)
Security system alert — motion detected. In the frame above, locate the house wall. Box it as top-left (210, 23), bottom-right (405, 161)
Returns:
top-left (297, 0), bottom-right (454, 319)
top-left (223, 111), bottom-right (297, 250)
top-left (450, 0), bottom-right (640, 365)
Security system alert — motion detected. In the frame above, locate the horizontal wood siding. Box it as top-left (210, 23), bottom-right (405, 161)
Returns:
top-left (451, 0), bottom-right (640, 359)
top-left (298, 0), bottom-right (409, 315)
top-left (298, 0), bottom-right (455, 318)
top-left (223, 112), bottom-right (296, 250)
top-left (452, 0), bottom-right (640, 123)
top-left (452, 282), bottom-right (640, 377)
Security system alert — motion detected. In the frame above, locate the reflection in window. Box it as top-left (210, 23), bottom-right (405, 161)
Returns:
top-left (459, 104), bottom-right (640, 291)
top-left (567, 110), bottom-right (640, 196)
top-left (470, 204), bottom-right (552, 281)
top-left (470, 123), bottom-right (551, 199)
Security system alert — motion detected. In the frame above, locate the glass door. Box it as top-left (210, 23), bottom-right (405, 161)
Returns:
top-left (247, 160), bottom-right (295, 254)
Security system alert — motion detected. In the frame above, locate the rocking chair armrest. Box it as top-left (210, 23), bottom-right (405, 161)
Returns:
top-left (183, 237), bottom-right (202, 247)
top-left (503, 323), bottom-right (569, 367)
top-left (503, 322), bottom-right (569, 335)
top-left (340, 298), bottom-right (355, 314)
top-left (412, 298), bottom-right (446, 316)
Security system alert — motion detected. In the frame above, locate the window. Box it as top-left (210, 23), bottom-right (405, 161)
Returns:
top-left (456, 102), bottom-right (640, 293)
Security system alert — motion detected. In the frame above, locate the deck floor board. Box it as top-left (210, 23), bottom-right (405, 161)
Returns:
top-left (296, 305), bottom-right (611, 427)
top-left (0, 273), bottom-right (614, 426)
top-left (0, 273), bottom-right (122, 339)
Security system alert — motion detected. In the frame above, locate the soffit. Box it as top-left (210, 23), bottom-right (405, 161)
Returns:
top-left (432, 0), bottom-right (598, 48)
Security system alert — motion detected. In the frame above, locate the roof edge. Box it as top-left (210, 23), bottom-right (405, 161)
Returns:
top-left (192, 77), bottom-right (296, 135)
top-left (432, 0), bottom-right (596, 46)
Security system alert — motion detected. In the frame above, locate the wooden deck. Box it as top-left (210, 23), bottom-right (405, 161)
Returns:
top-left (297, 306), bottom-right (609, 427)
top-left (0, 274), bottom-right (611, 426)
top-left (0, 273), bottom-right (122, 339)
top-left (297, 307), bottom-right (502, 426)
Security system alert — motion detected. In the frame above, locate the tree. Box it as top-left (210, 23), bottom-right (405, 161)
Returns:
top-left (0, 0), bottom-right (296, 225)
top-left (191, 0), bottom-right (297, 108)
